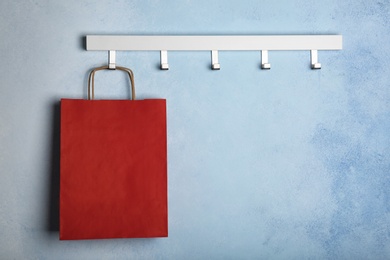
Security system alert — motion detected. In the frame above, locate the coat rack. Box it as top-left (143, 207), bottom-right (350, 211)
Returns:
top-left (86, 35), bottom-right (342, 70)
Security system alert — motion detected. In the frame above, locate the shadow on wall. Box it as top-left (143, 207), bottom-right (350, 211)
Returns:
top-left (47, 102), bottom-right (60, 232)
top-left (81, 36), bottom-right (86, 50)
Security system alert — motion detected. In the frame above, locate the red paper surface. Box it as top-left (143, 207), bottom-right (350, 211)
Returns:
top-left (60, 99), bottom-right (167, 240)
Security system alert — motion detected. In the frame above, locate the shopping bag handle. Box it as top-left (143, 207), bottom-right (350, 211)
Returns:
top-left (87, 66), bottom-right (136, 100)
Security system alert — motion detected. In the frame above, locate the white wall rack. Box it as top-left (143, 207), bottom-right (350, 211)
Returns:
top-left (86, 35), bottom-right (342, 70)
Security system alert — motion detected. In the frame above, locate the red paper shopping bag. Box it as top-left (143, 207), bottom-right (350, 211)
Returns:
top-left (60, 66), bottom-right (167, 240)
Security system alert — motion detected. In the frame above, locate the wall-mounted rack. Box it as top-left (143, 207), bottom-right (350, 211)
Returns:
top-left (86, 35), bottom-right (342, 70)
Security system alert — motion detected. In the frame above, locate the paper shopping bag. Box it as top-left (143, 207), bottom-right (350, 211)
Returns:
top-left (60, 66), bottom-right (167, 240)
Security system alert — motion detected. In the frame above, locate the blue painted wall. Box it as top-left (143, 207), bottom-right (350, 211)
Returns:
top-left (1, 1), bottom-right (390, 259)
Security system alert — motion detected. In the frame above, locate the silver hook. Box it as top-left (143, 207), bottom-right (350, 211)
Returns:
top-left (261, 50), bottom-right (271, 70)
top-left (160, 50), bottom-right (169, 70)
top-left (311, 50), bottom-right (321, 69)
top-left (211, 50), bottom-right (220, 70)
top-left (108, 50), bottom-right (116, 70)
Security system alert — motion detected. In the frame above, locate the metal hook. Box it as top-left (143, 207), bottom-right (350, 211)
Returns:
top-left (160, 50), bottom-right (169, 70)
top-left (108, 50), bottom-right (116, 69)
top-left (211, 50), bottom-right (220, 70)
top-left (311, 50), bottom-right (321, 69)
top-left (261, 50), bottom-right (271, 70)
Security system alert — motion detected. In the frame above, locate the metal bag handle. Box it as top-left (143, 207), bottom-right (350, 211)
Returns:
top-left (87, 66), bottom-right (136, 100)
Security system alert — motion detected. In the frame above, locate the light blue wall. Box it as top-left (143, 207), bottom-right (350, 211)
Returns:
top-left (1, 0), bottom-right (390, 259)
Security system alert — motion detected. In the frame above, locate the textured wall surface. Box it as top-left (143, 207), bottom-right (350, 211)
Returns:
top-left (1, 0), bottom-right (390, 259)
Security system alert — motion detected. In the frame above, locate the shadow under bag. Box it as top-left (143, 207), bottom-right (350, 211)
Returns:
top-left (60, 66), bottom-right (167, 240)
